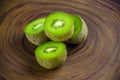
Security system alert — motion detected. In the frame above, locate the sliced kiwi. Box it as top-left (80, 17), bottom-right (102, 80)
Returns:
top-left (35, 41), bottom-right (67, 69)
top-left (24, 18), bottom-right (49, 45)
top-left (44, 11), bottom-right (74, 41)
top-left (71, 15), bottom-right (82, 38)
top-left (68, 15), bottom-right (88, 44)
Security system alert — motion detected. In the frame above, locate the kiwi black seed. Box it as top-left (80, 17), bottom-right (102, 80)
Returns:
top-left (44, 11), bottom-right (74, 41)
top-left (68, 15), bottom-right (88, 44)
top-left (24, 18), bottom-right (49, 45)
top-left (35, 41), bottom-right (67, 69)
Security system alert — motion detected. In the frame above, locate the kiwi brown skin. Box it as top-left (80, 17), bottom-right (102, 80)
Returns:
top-left (68, 17), bottom-right (88, 44)
top-left (25, 31), bottom-right (49, 46)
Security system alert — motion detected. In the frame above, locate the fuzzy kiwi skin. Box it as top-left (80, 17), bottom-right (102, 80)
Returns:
top-left (68, 17), bottom-right (88, 44)
top-left (35, 48), bottom-right (67, 69)
top-left (25, 31), bottom-right (48, 46)
top-left (45, 25), bottom-right (74, 41)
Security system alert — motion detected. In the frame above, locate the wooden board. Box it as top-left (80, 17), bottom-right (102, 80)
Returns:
top-left (0, 0), bottom-right (120, 80)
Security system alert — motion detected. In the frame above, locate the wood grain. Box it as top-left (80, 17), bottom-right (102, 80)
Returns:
top-left (0, 0), bottom-right (120, 80)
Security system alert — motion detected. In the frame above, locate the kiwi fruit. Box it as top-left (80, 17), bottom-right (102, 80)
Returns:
top-left (24, 18), bottom-right (49, 45)
top-left (68, 15), bottom-right (88, 44)
top-left (44, 11), bottom-right (74, 41)
top-left (24, 11), bottom-right (88, 69)
top-left (35, 41), bottom-right (67, 69)
top-left (71, 15), bottom-right (82, 38)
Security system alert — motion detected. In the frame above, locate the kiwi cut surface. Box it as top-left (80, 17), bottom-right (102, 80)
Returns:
top-left (35, 41), bottom-right (67, 69)
top-left (68, 16), bottom-right (88, 44)
top-left (24, 18), bottom-right (48, 45)
top-left (72, 15), bottom-right (82, 38)
top-left (44, 11), bottom-right (74, 41)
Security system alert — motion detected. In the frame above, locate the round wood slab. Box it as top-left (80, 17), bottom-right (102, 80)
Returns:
top-left (0, 0), bottom-right (120, 80)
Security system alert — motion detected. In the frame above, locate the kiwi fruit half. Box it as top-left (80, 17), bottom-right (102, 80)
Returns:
top-left (44, 11), bottom-right (74, 41)
top-left (24, 18), bottom-right (48, 45)
top-left (35, 41), bottom-right (67, 69)
top-left (68, 15), bottom-right (88, 44)
top-left (71, 15), bottom-right (82, 38)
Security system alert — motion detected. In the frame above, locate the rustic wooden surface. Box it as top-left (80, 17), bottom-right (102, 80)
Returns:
top-left (0, 0), bottom-right (120, 80)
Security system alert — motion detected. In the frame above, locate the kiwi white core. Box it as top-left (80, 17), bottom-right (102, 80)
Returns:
top-left (33, 23), bottom-right (42, 30)
top-left (52, 19), bottom-right (64, 28)
top-left (45, 47), bottom-right (57, 53)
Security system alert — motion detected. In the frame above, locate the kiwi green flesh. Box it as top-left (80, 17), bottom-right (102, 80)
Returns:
top-left (44, 11), bottom-right (74, 36)
top-left (24, 18), bottom-right (45, 35)
top-left (72, 15), bottom-right (82, 38)
top-left (68, 17), bottom-right (88, 44)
